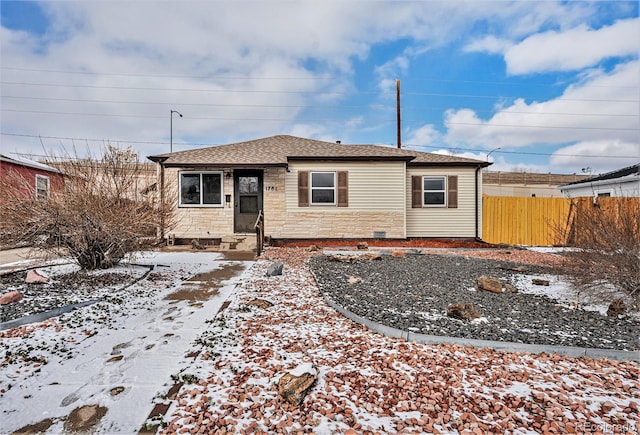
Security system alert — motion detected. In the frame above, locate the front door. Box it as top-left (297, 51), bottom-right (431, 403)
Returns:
top-left (234, 170), bottom-right (263, 233)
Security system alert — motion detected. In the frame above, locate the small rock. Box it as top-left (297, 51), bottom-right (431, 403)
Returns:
top-left (356, 241), bottom-right (368, 250)
top-left (277, 363), bottom-right (317, 406)
top-left (391, 250), bottom-right (407, 258)
top-left (447, 303), bottom-right (480, 321)
top-left (532, 278), bottom-right (550, 286)
top-left (246, 298), bottom-right (274, 309)
top-left (26, 269), bottom-right (49, 284)
top-left (0, 291), bottom-right (23, 305)
top-left (607, 298), bottom-right (626, 317)
top-left (110, 386), bottom-right (125, 396)
top-left (191, 239), bottom-right (206, 250)
top-left (347, 275), bottom-right (362, 284)
top-left (266, 262), bottom-right (284, 277)
top-left (477, 275), bottom-right (503, 293)
top-left (504, 283), bottom-right (519, 293)
top-left (307, 244), bottom-right (321, 252)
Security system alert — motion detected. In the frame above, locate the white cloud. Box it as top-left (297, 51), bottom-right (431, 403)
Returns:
top-left (444, 60), bottom-right (639, 149)
top-left (505, 18), bottom-right (640, 75)
top-left (405, 124), bottom-right (442, 147)
top-left (464, 36), bottom-right (513, 54)
top-left (549, 139), bottom-right (640, 173)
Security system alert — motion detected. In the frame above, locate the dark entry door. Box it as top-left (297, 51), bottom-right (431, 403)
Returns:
top-left (234, 170), bottom-right (263, 233)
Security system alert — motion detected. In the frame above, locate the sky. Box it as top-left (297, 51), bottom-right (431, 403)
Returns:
top-left (1, 0), bottom-right (638, 174)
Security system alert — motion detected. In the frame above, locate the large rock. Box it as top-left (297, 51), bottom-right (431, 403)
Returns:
top-left (477, 275), bottom-right (503, 293)
top-left (277, 363), bottom-right (317, 406)
top-left (266, 262), bottom-right (284, 277)
top-left (26, 269), bottom-right (49, 284)
top-left (0, 291), bottom-right (23, 305)
top-left (447, 303), bottom-right (481, 321)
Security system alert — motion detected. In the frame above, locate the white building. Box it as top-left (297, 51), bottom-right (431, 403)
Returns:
top-left (559, 164), bottom-right (640, 198)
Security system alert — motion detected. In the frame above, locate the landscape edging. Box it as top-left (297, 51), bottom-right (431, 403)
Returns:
top-left (320, 292), bottom-right (639, 362)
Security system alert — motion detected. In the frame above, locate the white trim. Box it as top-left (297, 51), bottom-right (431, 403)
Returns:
top-left (310, 171), bottom-right (336, 206)
top-left (178, 171), bottom-right (224, 207)
top-left (422, 175), bottom-right (447, 207)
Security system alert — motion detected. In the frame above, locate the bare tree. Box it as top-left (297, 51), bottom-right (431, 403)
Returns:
top-left (554, 196), bottom-right (640, 308)
top-left (0, 145), bottom-right (175, 270)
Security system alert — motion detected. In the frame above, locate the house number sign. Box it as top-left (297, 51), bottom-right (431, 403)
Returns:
top-left (265, 186), bottom-right (277, 191)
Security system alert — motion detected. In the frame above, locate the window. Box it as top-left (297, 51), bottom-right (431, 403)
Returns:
top-left (310, 172), bottom-right (336, 205)
top-left (35, 175), bottom-right (50, 201)
top-left (412, 175), bottom-right (457, 209)
top-left (423, 176), bottom-right (446, 206)
top-left (179, 172), bottom-right (223, 206)
top-left (597, 191), bottom-right (611, 197)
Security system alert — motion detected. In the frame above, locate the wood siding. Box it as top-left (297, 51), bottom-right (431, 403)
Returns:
top-left (482, 196), bottom-right (640, 246)
top-left (406, 167), bottom-right (479, 238)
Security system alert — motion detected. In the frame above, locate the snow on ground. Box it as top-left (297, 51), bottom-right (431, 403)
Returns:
top-left (1, 247), bottom-right (638, 434)
top-left (0, 251), bottom-right (252, 434)
top-left (158, 248), bottom-right (639, 435)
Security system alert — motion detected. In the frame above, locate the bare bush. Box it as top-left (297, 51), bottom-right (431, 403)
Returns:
top-left (0, 145), bottom-right (174, 270)
top-left (554, 197), bottom-right (640, 307)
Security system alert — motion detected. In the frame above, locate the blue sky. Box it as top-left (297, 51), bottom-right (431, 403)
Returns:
top-left (1, 0), bottom-right (638, 174)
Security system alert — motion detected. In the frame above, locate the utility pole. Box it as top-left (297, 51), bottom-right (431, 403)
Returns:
top-left (396, 79), bottom-right (401, 149)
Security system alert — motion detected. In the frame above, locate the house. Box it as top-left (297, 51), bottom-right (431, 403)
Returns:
top-left (483, 171), bottom-right (587, 197)
top-left (0, 153), bottom-right (66, 201)
top-left (147, 135), bottom-right (490, 246)
top-left (559, 163), bottom-right (640, 198)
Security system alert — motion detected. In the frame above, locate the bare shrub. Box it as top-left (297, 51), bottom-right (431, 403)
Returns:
top-left (554, 197), bottom-right (640, 307)
top-left (0, 145), bottom-right (175, 270)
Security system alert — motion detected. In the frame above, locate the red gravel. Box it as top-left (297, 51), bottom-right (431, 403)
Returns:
top-left (161, 248), bottom-right (639, 434)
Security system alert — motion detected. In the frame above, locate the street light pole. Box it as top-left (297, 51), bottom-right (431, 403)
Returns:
top-left (170, 110), bottom-right (183, 153)
top-left (486, 147), bottom-right (501, 162)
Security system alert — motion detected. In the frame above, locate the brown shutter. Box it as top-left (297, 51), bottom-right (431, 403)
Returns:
top-left (447, 175), bottom-right (458, 208)
top-left (298, 171), bottom-right (309, 207)
top-left (412, 176), bottom-right (422, 208)
top-left (337, 171), bottom-right (348, 207)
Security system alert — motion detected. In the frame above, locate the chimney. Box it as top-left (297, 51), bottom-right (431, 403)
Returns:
top-left (336, 140), bottom-right (341, 144)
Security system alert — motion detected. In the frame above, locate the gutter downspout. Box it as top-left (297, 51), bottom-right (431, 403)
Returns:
top-left (159, 161), bottom-right (166, 239)
top-left (475, 165), bottom-right (481, 241)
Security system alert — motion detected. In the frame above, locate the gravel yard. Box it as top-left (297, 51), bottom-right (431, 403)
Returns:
top-left (311, 251), bottom-right (639, 351)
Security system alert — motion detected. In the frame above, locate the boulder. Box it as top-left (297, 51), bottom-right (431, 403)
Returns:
top-left (0, 291), bottom-right (23, 305)
top-left (477, 275), bottom-right (503, 293)
top-left (26, 269), bottom-right (49, 284)
top-left (278, 363), bottom-right (317, 406)
top-left (447, 303), bottom-right (480, 321)
top-left (607, 298), bottom-right (626, 317)
top-left (266, 262), bottom-right (284, 277)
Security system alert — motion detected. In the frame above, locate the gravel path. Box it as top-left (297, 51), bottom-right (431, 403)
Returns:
top-left (310, 252), bottom-right (640, 351)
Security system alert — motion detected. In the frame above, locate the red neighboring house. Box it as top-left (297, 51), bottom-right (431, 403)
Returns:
top-left (0, 154), bottom-right (66, 201)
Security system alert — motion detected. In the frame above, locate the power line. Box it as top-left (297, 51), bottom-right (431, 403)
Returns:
top-left (3, 132), bottom-right (639, 159)
top-left (3, 80), bottom-right (638, 103)
top-left (2, 95), bottom-right (635, 118)
top-left (3, 108), bottom-right (637, 131)
top-left (4, 66), bottom-right (636, 89)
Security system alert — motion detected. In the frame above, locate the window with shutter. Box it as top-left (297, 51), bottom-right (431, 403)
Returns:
top-left (447, 175), bottom-right (458, 208)
top-left (298, 171), bottom-right (309, 207)
top-left (337, 171), bottom-right (348, 207)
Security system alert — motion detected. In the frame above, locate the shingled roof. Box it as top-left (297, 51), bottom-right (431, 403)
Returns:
top-left (148, 135), bottom-right (488, 167)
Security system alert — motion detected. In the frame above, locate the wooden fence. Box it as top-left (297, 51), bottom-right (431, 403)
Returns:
top-left (482, 196), bottom-right (640, 247)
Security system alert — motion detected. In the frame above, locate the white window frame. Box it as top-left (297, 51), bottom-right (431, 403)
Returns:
top-left (35, 174), bottom-right (50, 200)
top-left (310, 171), bottom-right (336, 206)
top-left (422, 176), bottom-right (446, 207)
top-left (178, 171), bottom-right (224, 207)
